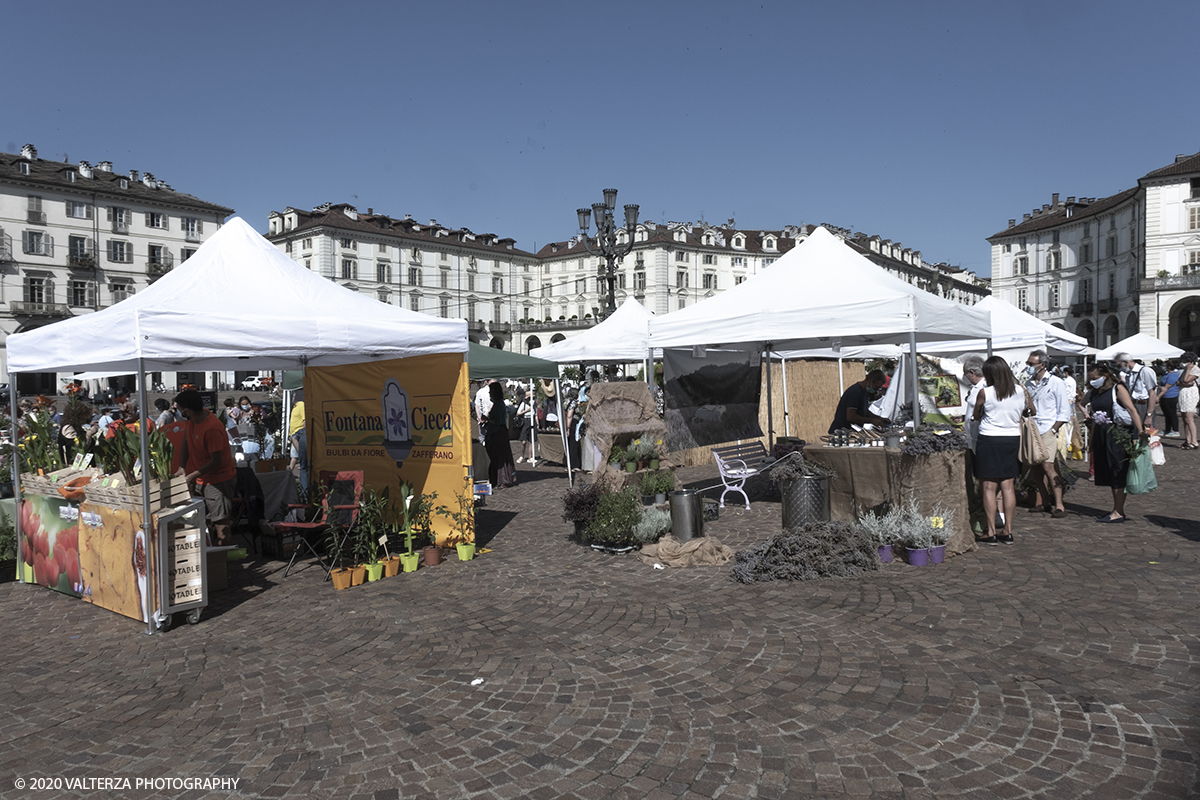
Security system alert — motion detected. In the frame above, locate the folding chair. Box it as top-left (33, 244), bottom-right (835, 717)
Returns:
top-left (268, 470), bottom-right (363, 578)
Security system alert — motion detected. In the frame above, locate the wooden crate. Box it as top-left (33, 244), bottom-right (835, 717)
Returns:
top-left (83, 475), bottom-right (191, 511)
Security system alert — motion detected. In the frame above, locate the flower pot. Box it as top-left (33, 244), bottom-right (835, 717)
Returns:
top-left (456, 543), bottom-right (475, 561)
top-left (366, 562), bottom-right (384, 582)
top-left (655, 492), bottom-right (667, 505)
top-left (350, 565), bottom-right (367, 586)
top-left (624, 461), bottom-right (637, 473)
top-left (400, 553), bottom-right (419, 572)
top-left (590, 543), bottom-right (636, 554)
top-left (649, 459), bottom-right (660, 471)
top-left (904, 547), bottom-right (930, 567)
top-left (877, 544), bottom-right (894, 563)
top-left (929, 544), bottom-right (946, 564)
top-left (572, 521), bottom-right (588, 544)
top-left (637, 460), bottom-right (646, 470)
top-left (331, 568), bottom-right (353, 590)
top-left (383, 557), bottom-right (401, 577)
top-left (423, 546), bottom-right (442, 566)
top-left (641, 494), bottom-right (655, 507)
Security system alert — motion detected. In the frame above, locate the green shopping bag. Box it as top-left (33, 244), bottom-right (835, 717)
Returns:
top-left (1126, 447), bottom-right (1158, 494)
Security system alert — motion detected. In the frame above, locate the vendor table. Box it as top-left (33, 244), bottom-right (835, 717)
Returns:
top-left (804, 445), bottom-right (975, 556)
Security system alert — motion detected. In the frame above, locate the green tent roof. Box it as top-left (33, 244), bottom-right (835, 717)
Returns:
top-left (468, 343), bottom-right (559, 380)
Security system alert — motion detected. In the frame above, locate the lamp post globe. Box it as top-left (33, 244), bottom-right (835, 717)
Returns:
top-left (576, 188), bottom-right (638, 316)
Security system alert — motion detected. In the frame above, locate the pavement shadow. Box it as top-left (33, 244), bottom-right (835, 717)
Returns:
top-left (1144, 514), bottom-right (1200, 543)
top-left (474, 508), bottom-right (518, 548)
top-left (202, 557), bottom-right (286, 620)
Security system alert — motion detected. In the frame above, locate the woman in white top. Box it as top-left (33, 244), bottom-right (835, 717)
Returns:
top-left (1177, 351), bottom-right (1200, 450)
top-left (972, 356), bottom-right (1036, 545)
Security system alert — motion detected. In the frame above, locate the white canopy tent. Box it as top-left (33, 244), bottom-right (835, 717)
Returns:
top-left (1095, 332), bottom-right (1185, 361)
top-left (529, 296), bottom-right (656, 364)
top-left (7, 217), bottom-right (468, 633)
top-left (647, 226), bottom-right (993, 435)
top-left (909, 296), bottom-right (1089, 358)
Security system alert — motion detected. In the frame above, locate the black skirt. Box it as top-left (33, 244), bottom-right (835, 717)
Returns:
top-left (974, 434), bottom-right (1020, 481)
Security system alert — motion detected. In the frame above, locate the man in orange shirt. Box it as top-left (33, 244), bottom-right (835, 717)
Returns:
top-left (174, 390), bottom-right (237, 547)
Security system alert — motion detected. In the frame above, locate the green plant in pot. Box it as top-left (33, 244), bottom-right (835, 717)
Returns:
top-left (395, 481), bottom-right (421, 572)
top-left (440, 489), bottom-right (476, 561)
top-left (325, 488), bottom-right (353, 589)
top-left (407, 489), bottom-right (441, 566)
top-left (633, 505), bottom-right (671, 545)
top-left (562, 480), bottom-right (605, 543)
top-left (355, 486), bottom-right (388, 581)
top-left (584, 488), bottom-right (641, 552)
top-left (648, 472), bottom-right (674, 504)
top-left (608, 445), bottom-right (625, 470)
top-left (856, 503), bottom-right (899, 563)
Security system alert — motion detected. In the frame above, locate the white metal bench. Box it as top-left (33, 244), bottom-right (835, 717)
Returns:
top-left (711, 442), bottom-right (772, 510)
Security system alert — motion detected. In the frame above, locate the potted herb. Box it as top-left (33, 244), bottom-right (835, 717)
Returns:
top-left (633, 505), bottom-right (671, 545)
top-left (440, 490), bottom-right (476, 561)
top-left (856, 505), bottom-right (899, 563)
top-left (562, 480), bottom-right (605, 543)
top-left (585, 488), bottom-right (641, 553)
top-left (929, 502), bottom-right (954, 563)
top-left (897, 497), bottom-right (932, 566)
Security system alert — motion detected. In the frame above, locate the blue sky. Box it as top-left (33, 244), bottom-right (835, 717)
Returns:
top-left (4, 0), bottom-right (1197, 277)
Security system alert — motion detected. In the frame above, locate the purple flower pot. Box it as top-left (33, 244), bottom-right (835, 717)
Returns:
top-left (929, 544), bottom-right (946, 564)
top-left (905, 547), bottom-right (930, 567)
top-left (877, 544), bottom-right (894, 563)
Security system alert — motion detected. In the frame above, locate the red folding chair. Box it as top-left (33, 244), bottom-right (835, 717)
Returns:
top-left (269, 470), bottom-right (363, 578)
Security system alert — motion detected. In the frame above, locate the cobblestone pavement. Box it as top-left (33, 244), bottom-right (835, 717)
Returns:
top-left (2, 440), bottom-right (1198, 799)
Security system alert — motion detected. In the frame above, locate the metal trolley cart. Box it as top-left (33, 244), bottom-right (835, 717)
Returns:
top-left (154, 498), bottom-right (208, 632)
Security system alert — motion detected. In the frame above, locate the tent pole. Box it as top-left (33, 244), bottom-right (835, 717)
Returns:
top-left (986, 337), bottom-right (993, 359)
top-left (136, 358), bottom-right (155, 637)
top-left (764, 345), bottom-right (774, 450)
top-left (528, 379), bottom-right (537, 467)
top-left (556, 379), bottom-right (572, 487)
top-left (838, 355), bottom-right (845, 394)
top-left (908, 332), bottom-right (920, 427)
top-left (780, 355), bottom-right (790, 437)
top-left (10, 376), bottom-right (22, 584)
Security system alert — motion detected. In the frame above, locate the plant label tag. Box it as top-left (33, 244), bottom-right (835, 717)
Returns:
top-left (930, 517), bottom-right (944, 528)
top-left (378, 534), bottom-right (388, 546)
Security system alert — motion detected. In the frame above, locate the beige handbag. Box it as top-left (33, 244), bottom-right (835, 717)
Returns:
top-left (1018, 388), bottom-right (1047, 465)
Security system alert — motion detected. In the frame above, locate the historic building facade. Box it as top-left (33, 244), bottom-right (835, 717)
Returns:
top-left (988, 149), bottom-right (1200, 353)
top-left (0, 144), bottom-right (233, 392)
top-left (268, 206), bottom-right (988, 356)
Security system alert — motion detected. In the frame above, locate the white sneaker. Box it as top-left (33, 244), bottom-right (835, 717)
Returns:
top-left (515, 457), bottom-right (524, 463)
top-left (1165, 431), bottom-right (1181, 438)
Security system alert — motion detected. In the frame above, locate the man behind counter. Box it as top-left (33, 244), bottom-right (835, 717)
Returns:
top-left (174, 389), bottom-right (237, 548)
top-left (829, 369), bottom-right (891, 434)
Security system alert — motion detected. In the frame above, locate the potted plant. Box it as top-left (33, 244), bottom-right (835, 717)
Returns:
top-left (929, 502), bottom-right (954, 563)
top-left (394, 482), bottom-right (421, 572)
top-left (608, 444), bottom-right (625, 471)
top-left (647, 441), bottom-right (662, 471)
top-left (856, 504), bottom-right (898, 563)
top-left (633, 505), bottom-right (671, 546)
top-left (441, 490), bottom-right (476, 561)
top-left (638, 475), bottom-right (655, 507)
top-left (406, 488), bottom-right (441, 566)
top-left (585, 488), bottom-right (641, 553)
top-left (648, 472), bottom-right (673, 505)
top-left (357, 486), bottom-right (394, 580)
top-left (898, 497), bottom-right (932, 566)
top-left (326, 498), bottom-right (354, 590)
top-left (562, 480), bottom-right (605, 543)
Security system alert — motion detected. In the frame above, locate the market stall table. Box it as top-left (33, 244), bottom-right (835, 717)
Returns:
top-left (804, 445), bottom-right (976, 556)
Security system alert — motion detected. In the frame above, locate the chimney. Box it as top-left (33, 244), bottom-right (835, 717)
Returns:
top-left (20, 144), bottom-right (36, 160)
top-left (142, 172), bottom-right (156, 187)
top-left (1066, 196), bottom-right (1075, 204)
top-left (1052, 193), bottom-right (1060, 206)
top-left (1177, 154), bottom-right (1189, 163)
top-left (129, 169), bottom-right (139, 181)
top-left (404, 214), bottom-right (412, 221)
top-left (96, 161), bottom-right (112, 172)
top-left (1023, 213), bottom-right (1031, 222)
top-left (1042, 203), bottom-right (1050, 211)
top-left (78, 161), bottom-right (93, 179)
top-left (367, 208), bottom-right (373, 215)
top-left (429, 219), bottom-right (437, 227)
top-left (1008, 219), bottom-right (1016, 228)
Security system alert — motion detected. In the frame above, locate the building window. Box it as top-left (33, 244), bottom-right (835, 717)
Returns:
top-left (145, 212), bottom-right (166, 229)
top-left (376, 289), bottom-right (390, 303)
top-left (703, 273), bottom-right (717, 290)
top-left (23, 275), bottom-right (50, 304)
top-left (410, 294), bottom-right (421, 313)
top-left (341, 259), bottom-right (358, 280)
top-left (617, 272), bottom-right (626, 289)
top-left (303, 238), bottom-right (312, 250)
top-left (440, 297), bottom-right (450, 317)
top-left (1016, 256), bottom-right (1029, 275)
top-left (69, 280), bottom-right (95, 308)
top-left (440, 252), bottom-right (450, 263)
top-left (1080, 278), bottom-right (1092, 303)
top-left (1084, 223), bottom-right (1091, 237)
top-left (1050, 284), bottom-right (1060, 308)
top-left (1017, 288), bottom-right (1027, 310)
top-left (377, 243), bottom-right (389, 255)
top-left (66, 200), bottom-right (93, 220)
top-left (1185, 251), bottom-right (1200, 275)
top-left (733, 236), bottom-right (744, 249)
top-left (1190, 207), bottom-right (1200, 231)
top-left (1191, 178), bottom-right (1200, 199)
top-left (27, 196), bottom-right (45, 224)
top-left (21, 230), bottom-right (53, 256)
top-left (763, 258), bottom-right (776, 267)
top-left (181, 248), bottom-right (197, 263)
top-left (408, 267), bottom-right (422, 286)
top-left (1052, 230), bottom-right (1059, 244)
top-left (1003, 243), bottom-right (1011, 253)
top-left (17, 162), bottom-right (29, 175)
top-left (523, 278), bottom-right (531, 296)
top-left (440, 270), bottom-right (449, 289)
top-left (735, 275), bottom-right (746, 285)
top-left (339, 237), bottom-right (356, 250)
top-left (182, 217), bottom-right (202, 241)
top-left (677, 296), bottom-right (687, 310)
top-left (466, 300), bottom-right (477, 321)
top-left (1080, 243), bottom-right (1092, 263)
top-left (523, 305), bottom-right (531, 320)
top-left (1108, 273), bottom-right (1116, 298)
top-left (542, 283), bottom-right (551, 298)
top-left (732, 256), bottom-right (744, 267)
top-left (634, 271), bottom-right (646, 291)
top-left (1105, 237), bottom-right (1116, 259)
top-left (1019, 237), bottom-right (1027, 250)
top-left (149, 244), bottom-right (171, 268)
top-left (467, 274), bottom-right (475, 292)
top-left (111, 283), bottom-right (132, 303)
top-left (492, 276), bottom-right (503, 294)
top-left (1048, 251), bottom-right (1061, 271)
top-left (68, 235), bottom-right (93, 266)
top-left (676, 270), bottom-right (688, 289)
top-left (702, 253), bottom-right (715, 265)
top-left (376, 262), bottom-right (392, 283)
top-left (575, 278), bottom-right (585, 294)
top-left (675, 250), bottom-right (688, 263)
top-left (285, 241), bottom-right (293, 253)
top-left (494, 300), bottom-right (503, 322)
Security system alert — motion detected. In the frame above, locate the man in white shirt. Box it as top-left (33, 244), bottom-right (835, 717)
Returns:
top-left (1115, 352), bottom-right (1157, 427)
top-left (961, 354), bottom-right (985, 451)
top-left (473, 380), bottom-right (494, 442)
top-left (1024, 350), bottom-right (1072, 517)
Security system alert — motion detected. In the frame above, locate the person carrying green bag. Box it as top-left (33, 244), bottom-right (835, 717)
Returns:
top-left (1082, 362), bottom-right (1147, 523)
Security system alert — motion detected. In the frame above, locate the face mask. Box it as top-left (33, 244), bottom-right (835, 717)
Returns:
top-left (1020, 366), bottom-right (1034, 380)
top-left (1089, 377), bottom-right (1105, 389)
top-left (242, 404), bottom-right (251, 410)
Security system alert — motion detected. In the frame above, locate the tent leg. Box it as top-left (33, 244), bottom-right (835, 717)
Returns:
top-left (10, 376), bottom-right (22, 584)
top-left (908, 332), bottom-right (920, 427)
top-left (556, 380), bottom-right (572, 487)
top-left (764, 346), bottom-right (774, 451)
top-left (528, 379), bottom-right (537, 467)
top-left (137, 358), bottom-right (155, 637)
top-left (781, 356), bottom-right (790, 437)
top-left (838, 355), bottom-right (845, 395)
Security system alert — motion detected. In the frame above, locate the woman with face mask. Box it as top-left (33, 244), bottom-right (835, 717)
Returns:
top-left (1083, 362), bottom-right (1145, 522)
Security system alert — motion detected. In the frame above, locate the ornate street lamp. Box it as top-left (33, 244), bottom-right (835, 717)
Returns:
top-left (576, 188), bottom-right (639, 316)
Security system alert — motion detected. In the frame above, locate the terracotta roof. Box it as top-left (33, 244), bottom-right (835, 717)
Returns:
top-left (1141, 151), bottom-right (1200, 181)
top-left (279, 205), bottom-right (536, 258)
top-left (0, 152), bottom-right (234, 215)
top-left (987, 187), bottom-right (1140, 240)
